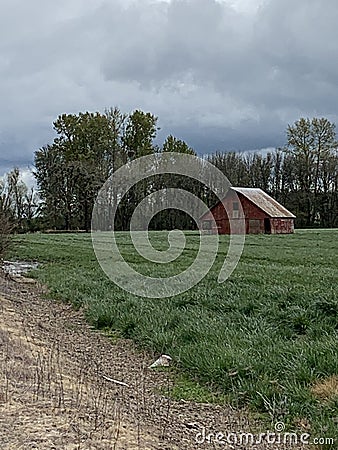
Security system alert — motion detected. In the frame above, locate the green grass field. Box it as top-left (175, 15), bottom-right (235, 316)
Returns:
top-left (10, 230), bottom-right (338, 438)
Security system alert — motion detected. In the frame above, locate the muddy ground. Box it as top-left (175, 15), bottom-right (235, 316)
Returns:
top-left (0, 272), bottom-right (307, 449)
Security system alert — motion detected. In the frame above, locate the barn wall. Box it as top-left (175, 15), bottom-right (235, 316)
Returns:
top-left (201, 191), bottom-right (266, 234)
top-left (270, 218), bottom-right (294, 234)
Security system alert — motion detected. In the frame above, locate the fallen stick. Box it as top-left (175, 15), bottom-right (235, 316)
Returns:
top-left (102, 375), bottom-right (129, 387)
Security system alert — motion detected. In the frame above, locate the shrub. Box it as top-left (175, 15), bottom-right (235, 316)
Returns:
top-left (0, 212), bottom-right (13, 258)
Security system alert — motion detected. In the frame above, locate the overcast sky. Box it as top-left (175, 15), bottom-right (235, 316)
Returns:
top-left (1, 0), bottom-right (338, 176)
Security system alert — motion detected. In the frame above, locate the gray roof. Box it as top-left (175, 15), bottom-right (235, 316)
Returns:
top-left (231, 187), bottom-right (296, 218)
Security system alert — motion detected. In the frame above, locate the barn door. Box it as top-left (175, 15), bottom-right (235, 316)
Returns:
top-left (264, 218), bottom-right (271, 234)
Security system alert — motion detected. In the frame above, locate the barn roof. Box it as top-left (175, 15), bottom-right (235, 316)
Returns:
top-left (231, 187), bottom-right (296, 218)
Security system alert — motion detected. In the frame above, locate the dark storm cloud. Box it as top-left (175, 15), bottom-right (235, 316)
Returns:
top-left (1, 0), bottom-right (338, 174)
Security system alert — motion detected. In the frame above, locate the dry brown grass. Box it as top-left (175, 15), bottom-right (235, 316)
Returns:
top-left (311, 375), bottom-right (338, 402)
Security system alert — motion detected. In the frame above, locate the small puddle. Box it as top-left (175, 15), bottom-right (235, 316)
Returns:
top-left (2, 260), bottom-right (40, 276)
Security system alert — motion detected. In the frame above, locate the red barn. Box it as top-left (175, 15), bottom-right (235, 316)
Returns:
top-left (200, 187), bottom-right (296, 234)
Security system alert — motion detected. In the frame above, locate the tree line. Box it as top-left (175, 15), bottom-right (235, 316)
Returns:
top-left (1, 110), bottom-right (337, 233)
top-left (0, 167), bottom-right (40, 255)
top-left (34, 108), bottom-right (198, 232)
top-left (0, 168), bottom-right (39, 230)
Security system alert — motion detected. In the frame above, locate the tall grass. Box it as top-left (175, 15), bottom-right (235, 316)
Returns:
top-left (11, 230), bottom-right (338, 439)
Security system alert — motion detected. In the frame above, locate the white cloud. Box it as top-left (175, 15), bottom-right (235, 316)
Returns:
top-left (220, 0), bottom-right (266, 13)
top-left (20, 168), bottom-right (36, 190)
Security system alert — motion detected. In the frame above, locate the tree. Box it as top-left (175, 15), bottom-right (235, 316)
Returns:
top-left (286, 117), bottom-right (338, 226)
top-left (35, 145), bottom-right (70, 229)
top-left (148, 136), bottom-right (197, 230)
top-left (243, 152), bottom-right (274, 192)
top-left (123, 110), bottom-right (158, 159)
top-left (35, 111), bottom-right (125, 230)
top-left (0, 168), bottom-right (39, 233)
top-left (207, 152), bottom-right (249, 187)
top-left (162, 135), bottom-right (195, 155)
top-left (104, 107), bottom-right (128, 175)
top-left (117, 110), bottom-right (159, 229)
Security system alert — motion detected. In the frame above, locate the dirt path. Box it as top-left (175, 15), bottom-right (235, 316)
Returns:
top-left (0, 273), bottom-right (307, 449)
